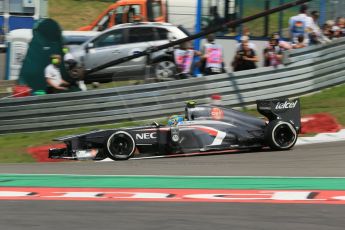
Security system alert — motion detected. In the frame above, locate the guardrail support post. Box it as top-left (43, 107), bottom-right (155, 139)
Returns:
top-left (264, 0), bottom-right (271, 37)
top-left (319, 0), bottom-right (327, 26)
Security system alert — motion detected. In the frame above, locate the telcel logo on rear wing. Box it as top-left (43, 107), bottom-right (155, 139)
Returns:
top-left (257, 98), bottom-right (301, 132)
top-left (275, 100), bottom-right (298, 110)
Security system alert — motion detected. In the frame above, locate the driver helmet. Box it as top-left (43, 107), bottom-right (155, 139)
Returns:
top-left (168, 115), bottom-right (184, 126)
top-left (186, 100), bottom-right (197, 108)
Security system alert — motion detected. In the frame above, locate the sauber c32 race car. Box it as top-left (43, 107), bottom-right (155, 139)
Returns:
top-left (49, 98), bottom-right (301, 161)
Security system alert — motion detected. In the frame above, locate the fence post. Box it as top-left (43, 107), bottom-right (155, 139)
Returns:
top-left (237, 0), bottom-right (244, 35)
top-left (194, 0), bottom-right (203, 50)
top-left (264, 0), bottom-right (270, 37)
top-left (279, 0), bottom-right (284, 37)
top-left (319, 0), bottom-right (326, 26)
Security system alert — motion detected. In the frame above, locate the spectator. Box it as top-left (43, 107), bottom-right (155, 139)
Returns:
top-left (63, 47), bottom-right (77, 71)
top-left (331, 25), bottom-right (342, 39)
top-left (63, 47), bottom-right (87, 91)
top-left (292, 34), bottom-right (307, 49)
top-left (236, 35), bottom-right (257, 52)
top-left (265, 32), bottom-right (293, 51)
top-left (264, 33), bottom-right (284, 67)
top-left (200, 34), bottom-right (225, 75)
top-left (322, 20), bottom-right (334, 40)
top-left (45, 54), bottom-right (71, 94)
top-left (45, 54), bottom-right (80, 94)
top-left (289, 4), bottom-right (313, 45)
top-left (174, 41), bottom-right (201, 79)
top-left (337, 17), bottom-right (345, 35)
top-left (231, 40), bottom-right (258, 72)
top-left (309, 11), bottom-right (330, 44)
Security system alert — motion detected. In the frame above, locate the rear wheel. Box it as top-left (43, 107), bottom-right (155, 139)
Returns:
top-left (265, 120), bottom-right (297, 150)
top-left (153, 59), bottom-right (177, 81)
top-left (106, 131), bottom-right (135, 160)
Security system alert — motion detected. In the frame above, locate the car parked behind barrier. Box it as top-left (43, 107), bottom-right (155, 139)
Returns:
top-left (69, 22), bottom-right (189, 82)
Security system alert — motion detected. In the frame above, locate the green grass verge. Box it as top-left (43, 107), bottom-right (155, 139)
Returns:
top-left (0, 120), bottom-right (160, 163)
top-left (49, 0), bottom-right (111, 30)
top-left (300, 85), bottom-right (345, 125)
top-left (87, 80), bottom-right (145, 90)
top-left (0, 84), bottom-right (344, 163)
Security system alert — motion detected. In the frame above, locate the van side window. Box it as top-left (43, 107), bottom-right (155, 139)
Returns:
top-left (97, 14), bottom-right (110, 31)
top-left (152, 2), bottom-right (163, 18)
top-left (93, 30), bottom-right (124, 48)
top-left (115, 6), bottom-right (124, 24)
top-left (127, 4), bottom-right (141, 23)
top-left (128, 27), bottom-right (155, 43)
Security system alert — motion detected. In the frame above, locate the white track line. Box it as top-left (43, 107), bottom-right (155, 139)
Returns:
top-left (297, 129), bottom-right (345, 145)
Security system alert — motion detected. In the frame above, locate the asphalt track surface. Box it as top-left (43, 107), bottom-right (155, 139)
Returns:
top-left (0, 141), bottom-right (344, 176)
top-left (1, 141), bottom-right (345, 230)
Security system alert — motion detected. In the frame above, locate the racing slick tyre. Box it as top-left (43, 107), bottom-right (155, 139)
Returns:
top-left (106, 131), bottom-right (136, 160)
top-left (152, 59), bottom-right (177, 81)
top-left (265, 120), bottom-right (298, 150)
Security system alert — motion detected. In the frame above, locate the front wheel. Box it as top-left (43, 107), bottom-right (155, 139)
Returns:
top-left (106, 131), bottom-right (135, 160)
top-left (152, 59), bottom-right (177, 81)
top-left (265, 120), bottom-right (298, 150)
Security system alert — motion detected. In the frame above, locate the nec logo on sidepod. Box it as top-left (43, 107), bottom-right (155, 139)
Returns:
top-left (136, 133), bottom-right (157, 140)
top-left (275, 100), bottom-right (298, 110)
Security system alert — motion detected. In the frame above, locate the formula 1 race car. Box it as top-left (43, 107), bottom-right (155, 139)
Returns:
top-left (49, 98), bottom-right (301, 161)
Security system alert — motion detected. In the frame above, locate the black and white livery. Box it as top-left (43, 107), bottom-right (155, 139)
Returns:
top-left (49, 98), bottom-right (301, 161)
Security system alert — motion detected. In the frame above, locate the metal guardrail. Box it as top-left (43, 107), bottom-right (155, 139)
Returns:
top-left (0, 37), bottom-right (345, 134)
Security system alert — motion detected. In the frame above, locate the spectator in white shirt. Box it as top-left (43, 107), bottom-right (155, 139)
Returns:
top-left (45, 54), bottom-right (70, 94)
top-left (289, 4), bottom-right (313, 45)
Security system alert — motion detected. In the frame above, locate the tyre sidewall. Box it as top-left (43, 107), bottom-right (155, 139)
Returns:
top-left (106, 131), bottom-right (136, 160)
top-left (265, 120), bottom-right (298, 150)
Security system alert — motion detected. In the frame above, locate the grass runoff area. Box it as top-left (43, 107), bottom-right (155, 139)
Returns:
top-left (49, 0), bottom-right (112, 30)
top-left (0, 84), bottom-right (345, 163)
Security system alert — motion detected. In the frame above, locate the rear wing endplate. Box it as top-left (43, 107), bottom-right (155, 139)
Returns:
top-left (257, 98), bottom-right (301, 132)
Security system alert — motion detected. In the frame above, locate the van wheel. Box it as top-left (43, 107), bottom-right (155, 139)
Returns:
top-left (153, 60), bottom-right (177, 81)
top-left (265, 120), bottom-right (297, 150)
top-left (106, 131), bottom-right (135, 160)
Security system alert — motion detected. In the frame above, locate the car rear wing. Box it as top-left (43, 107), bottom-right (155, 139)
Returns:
top-left (257, 98), bottom-right (301, 132)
